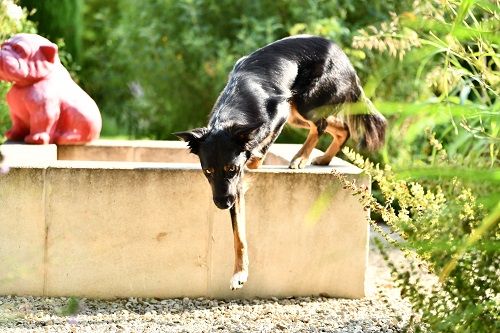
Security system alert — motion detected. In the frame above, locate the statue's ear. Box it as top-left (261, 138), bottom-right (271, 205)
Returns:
top-left (39, 44), bottom-right (58, 63)
top-left (173, 127), bottom-right (209, 155)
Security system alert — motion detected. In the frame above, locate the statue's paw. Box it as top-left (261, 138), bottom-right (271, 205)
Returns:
top-left (55, 132), bottom-right (84, 145)
top-left (25, 132), bottom-right (50, 144)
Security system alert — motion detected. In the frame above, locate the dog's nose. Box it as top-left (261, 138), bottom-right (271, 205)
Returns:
top-left (213, 195), bottom-right (235, 209)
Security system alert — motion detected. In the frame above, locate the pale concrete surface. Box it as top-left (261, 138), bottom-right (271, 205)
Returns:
top-left (44, 167), bottom-right (210, 299)
top-left (0, 141), bottom-right (369, 299)
top-left (56, 140), bottom-right (358, 170)
top-left (0, 168), bottom-right (46, 295)
top-left (57, 140), bottom-right (200, 163)
top-left (210, 172), bottom-right (369, 299)
top-left (0, 142), bottom-right (57, 164)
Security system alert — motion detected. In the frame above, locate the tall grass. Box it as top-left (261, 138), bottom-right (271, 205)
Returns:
top-left (335, 146), bottom-right (498, 332)
top-left (346, 1), bottom-right (499, 331)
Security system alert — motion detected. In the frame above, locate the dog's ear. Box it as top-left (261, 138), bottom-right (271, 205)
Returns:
top-left (173, 127), bottom-right (209, 155)
top-left (229, 122), bottom-right (264, 149)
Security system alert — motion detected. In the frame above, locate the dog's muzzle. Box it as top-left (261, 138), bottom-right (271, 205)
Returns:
top-left (213, 195), bottom-right (235, 209)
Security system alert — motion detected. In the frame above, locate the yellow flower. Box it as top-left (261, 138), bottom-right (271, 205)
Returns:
top-left (3, 0), bottom-right (23, 21)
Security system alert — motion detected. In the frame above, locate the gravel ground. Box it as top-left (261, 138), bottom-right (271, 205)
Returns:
top-left (0, 240), bottom-right (416, 332)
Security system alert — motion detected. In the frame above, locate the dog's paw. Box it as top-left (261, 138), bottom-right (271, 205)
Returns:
top-left (311, 155), bottom-right (331, 166)
top-left (230, 271), bottom-right (248, 290)
top-left (289, 156), bottom-right (308, 169)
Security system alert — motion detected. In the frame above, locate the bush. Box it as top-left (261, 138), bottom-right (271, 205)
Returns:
top-left (336, 1), bottom-right (499, 331)
top-left (20, 0), bottom-right (83, 62)
top-left (352, 0), bottom-right (499, 168)
top-left (336, 146), bottom-right (499, 333)
top-left (81, 0), bottom-right (413, 138)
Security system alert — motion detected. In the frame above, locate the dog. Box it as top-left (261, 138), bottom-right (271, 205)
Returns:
top-left (0, 33), bottom-right (101, 144)
top-left (175, 35), bottom-right (386, 290)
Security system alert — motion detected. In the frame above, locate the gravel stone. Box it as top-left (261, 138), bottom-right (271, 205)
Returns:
top-left (0, 235), bottom-right (418, 332)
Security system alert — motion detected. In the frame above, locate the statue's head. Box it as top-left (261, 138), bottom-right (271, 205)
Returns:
top-left (0, 33), bottom-right (59, 85)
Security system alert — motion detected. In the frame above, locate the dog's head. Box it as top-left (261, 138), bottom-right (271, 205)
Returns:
top-left (174, 123), bottom-right (261, 209)
top-left (0, 33), bottom-right (58, 85)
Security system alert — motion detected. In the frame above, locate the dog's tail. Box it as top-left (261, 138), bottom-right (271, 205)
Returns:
top-left (342, 81), bottom-right (387, 151)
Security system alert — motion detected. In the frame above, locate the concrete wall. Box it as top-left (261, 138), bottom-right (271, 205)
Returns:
top-left (0, 141), bottom-right (369, 299)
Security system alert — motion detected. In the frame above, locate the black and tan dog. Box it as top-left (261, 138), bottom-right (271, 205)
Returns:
top-left (175, 35), bottom-right (386, 290)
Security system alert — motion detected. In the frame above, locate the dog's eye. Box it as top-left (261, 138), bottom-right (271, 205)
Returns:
top-left (225, 165), bottom-right (238, 174)
top-left (203, 168), bottom-right (214, 176)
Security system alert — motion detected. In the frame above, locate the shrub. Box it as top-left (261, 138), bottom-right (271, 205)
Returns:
top-left (20, 0), bottom-right (83, 62)
top-left (336, 146), bottom-right (499, 333)
top-left (352, 0), bottom-right (499, 168)
top-left (338, 2), bottom-right (499, 330)
top-left (81, 0), bottom-right (413, 138)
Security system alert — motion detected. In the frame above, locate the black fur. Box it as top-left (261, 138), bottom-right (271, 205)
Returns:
top-left (175, 35), bottom-right (386, 209)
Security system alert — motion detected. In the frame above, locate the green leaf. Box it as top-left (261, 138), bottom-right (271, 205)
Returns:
top-left (395, 166), bottom-right (500, 184)
top-left (59, 297), bottom-right (81, 316)
top-left (439, 201), bottom-right (500, 282)
top-left (452, 0), bottom-right (476, 35)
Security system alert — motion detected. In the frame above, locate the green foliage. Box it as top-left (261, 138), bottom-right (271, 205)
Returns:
top-left (58, 297), bottom-right (81, 316)
top-left (0, 0), bottom-right (36, 138)
top-left (337, 147), bottom-right (499, 333)
top-left (81, 0), bottom-right (413, 138)
top-left (353, 0), bottom-right (499, 98)
top-left (352, 0), bottom-right (499, 166)
top-left (20, 0), bottom-right (83, 62)
top-left (337, 2), bottom-right (499, 331)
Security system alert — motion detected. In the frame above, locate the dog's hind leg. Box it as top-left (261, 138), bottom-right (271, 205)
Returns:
top-left (229, 190), bottom-right (249, 290)
top-left (311, 115), bottom-right (349, 166)
top-left (287, 102), bottom-right (319, 169)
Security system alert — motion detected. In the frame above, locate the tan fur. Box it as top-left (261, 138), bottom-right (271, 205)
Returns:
top-left (311, 115), bottom-right (349, 166)
top-left (287, 102), bottom-right (320, 169)
top-left (246, 156), bottom-right (263, 169)
top-left (288, 90), bottom-right (386, 168)
top-left (230, 193), bottom-right (248, 289)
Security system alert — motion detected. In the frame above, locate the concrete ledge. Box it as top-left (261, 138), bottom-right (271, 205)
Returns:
top-left (0, 168), bottom-right (45, 295)
top-left (0, 141), bottom-right (369, 299)
top-left (0, 142), bottom-right (57, 164)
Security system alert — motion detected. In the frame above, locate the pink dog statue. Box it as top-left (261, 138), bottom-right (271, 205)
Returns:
top-left (0, 33), bottom-right (101, 144)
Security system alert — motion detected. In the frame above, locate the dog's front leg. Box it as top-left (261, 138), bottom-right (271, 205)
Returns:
top-left (229, 190), bottom-right (249, 290)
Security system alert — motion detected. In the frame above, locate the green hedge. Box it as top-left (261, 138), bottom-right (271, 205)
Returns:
top-left (81, 0), bottom-right (412, 139)
top-left (20, 0), bottom-right (83, 62)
